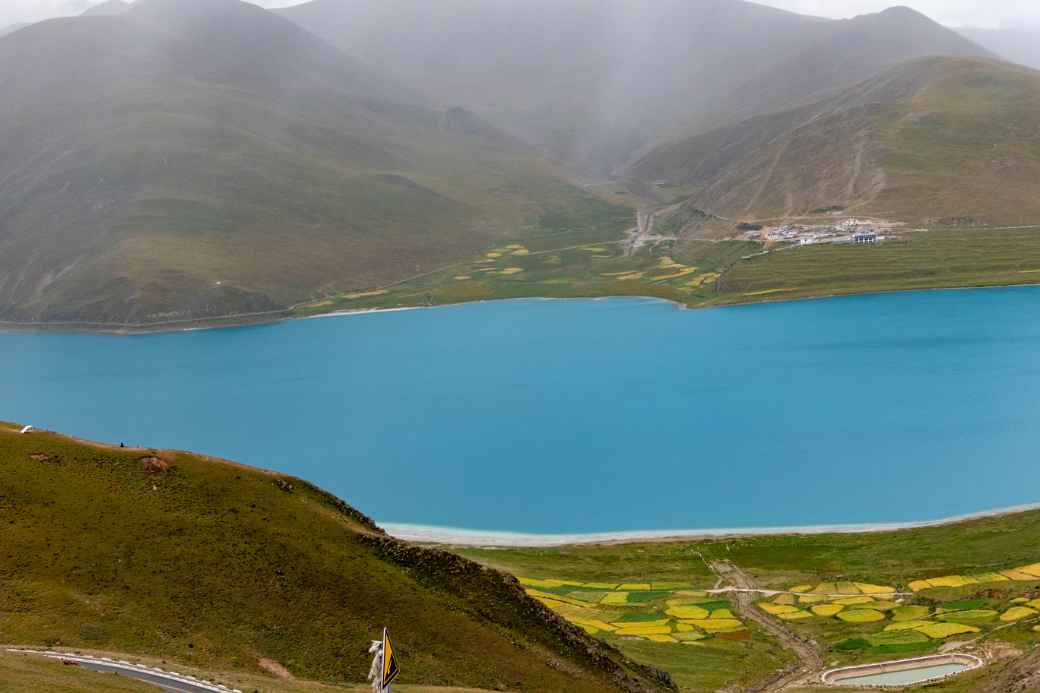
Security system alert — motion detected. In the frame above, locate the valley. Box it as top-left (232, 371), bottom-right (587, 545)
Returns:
top-left (5, 1), bottom-right (1040, 691)
top-left (7, 425), bottom-right (1040, 692)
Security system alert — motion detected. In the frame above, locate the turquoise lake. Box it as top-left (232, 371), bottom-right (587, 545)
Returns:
top-left (4, 287), bottom-right (1040, 536)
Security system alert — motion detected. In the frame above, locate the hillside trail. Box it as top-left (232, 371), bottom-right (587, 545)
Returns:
top-left (708, 560), bottom-right (823, 692)
top-left (624, 204), bottom-right (682, 255)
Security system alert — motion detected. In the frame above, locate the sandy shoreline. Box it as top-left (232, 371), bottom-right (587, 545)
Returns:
top-left (380, 501), bottom-right (1040, 547)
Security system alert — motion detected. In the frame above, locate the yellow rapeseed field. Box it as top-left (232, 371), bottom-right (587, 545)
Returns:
top-left (836, 609), bottom-right (885, 623)
top-left (1000, 606), bottom-right (1038, 621)
top-left (571, 618), bottom-right (617, 632)
top-left (799, 594), bottom-right (828, 604)
top-left (681, 619), bottom-right (744, 631)
top-left (833, 596), bottom-right (874, 606)
top-left (1002, 569), bottom-right (1040, 581)
top-left (612, 619), bottom-right (670, 629)
top-left (855, 583), bottom-right (897, 594)
top-left (666, 606), bottom-right (710, 619)
top-left (884, 621), bottom-right (935, 632)
top-left (891, 605), bottom-right (931, 621)
top-left (811, 604), bottom-right (844, 617)
top-left (915, 622), bottom-right (980, 639)
top-left (614, 624), bottom-right (673, 636)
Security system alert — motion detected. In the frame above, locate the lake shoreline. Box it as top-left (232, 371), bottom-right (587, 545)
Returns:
top-left (5, 279), bottom-right (1040, 335)
top-left (382, 501), bottom-right (1040, 547)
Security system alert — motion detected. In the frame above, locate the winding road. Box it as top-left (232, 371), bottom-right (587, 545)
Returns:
top-left (7, 648), bottom-right (242, 693)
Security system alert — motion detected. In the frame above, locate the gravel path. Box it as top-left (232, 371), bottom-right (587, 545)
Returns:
top-left (708, 561), bottom-right (823, 692)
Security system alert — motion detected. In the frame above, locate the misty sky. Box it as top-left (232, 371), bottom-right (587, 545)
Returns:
top-left (2, 0), bottom-right (1038, 31)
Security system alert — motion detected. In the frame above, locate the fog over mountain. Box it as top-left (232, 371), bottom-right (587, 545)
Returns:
top-left (280, 0), bottom-right (987, 174)
top-left (0, 23), bottom-right (29, 37)
top-left (960, 25), bottom-right (1040, 70)
top-left (0, 0), bottom-right (596, 322)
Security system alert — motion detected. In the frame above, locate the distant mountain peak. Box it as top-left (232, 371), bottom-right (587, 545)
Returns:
top-left (879, 5), bottom-right (925, 17)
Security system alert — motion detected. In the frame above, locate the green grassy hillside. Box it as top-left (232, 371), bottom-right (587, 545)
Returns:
top-left (631, 57), bottom-right (1040, 226)
top-left (0, 0), bottom-right (632, 326)
top-left (0, 424), bottom-right (672, 692)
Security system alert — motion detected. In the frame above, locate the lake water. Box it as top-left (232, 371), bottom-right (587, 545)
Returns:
top-left (5, 288), bottom-right (1040, 538)
top-left (835, 663), bottom-right (969, 686)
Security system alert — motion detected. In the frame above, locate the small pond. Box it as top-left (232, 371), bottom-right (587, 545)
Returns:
top-left (834, 662), bottom-right (969, 686)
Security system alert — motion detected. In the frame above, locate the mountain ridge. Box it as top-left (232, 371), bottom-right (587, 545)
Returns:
top-left (629, 56), bottom-right (1040, 225)
top-left (279, 0), bottom-right (990, 174)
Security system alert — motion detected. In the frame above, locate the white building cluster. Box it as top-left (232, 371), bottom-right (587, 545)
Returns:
top-left (763, 218), bottom-right (884, 246)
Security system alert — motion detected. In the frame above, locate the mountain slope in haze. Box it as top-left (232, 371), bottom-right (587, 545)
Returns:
top-left (960, 26), bottom-right (1040, 70)
top-left (0, 423), bottom-right (673, 692)
top-left (0, 0), bottom-right (623, 324)
top-left (280, 0), bottom-right (988, 174)
top-left (630, 57), bottom-right (1040, 226)
top-left (0, 22), bottom-right (29, 37)
top-left (82, 0), bottom-right (131, 16)
top-left (719, 6), bottom-right (993, 123)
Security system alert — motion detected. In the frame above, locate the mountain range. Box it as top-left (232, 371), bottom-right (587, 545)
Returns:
top-left (1, 0), bottom-right (1038, 323)
top-left (280, 1), bottom-right (990, 173)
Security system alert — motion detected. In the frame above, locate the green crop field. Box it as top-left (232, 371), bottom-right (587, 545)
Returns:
top-left (717, 230), bottom-right (1040, 306)
top-left (456, 508), bottom-right (1040, 688)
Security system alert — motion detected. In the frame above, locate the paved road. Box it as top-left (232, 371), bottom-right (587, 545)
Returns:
top-left (7, 648), bottom-right (242, 693)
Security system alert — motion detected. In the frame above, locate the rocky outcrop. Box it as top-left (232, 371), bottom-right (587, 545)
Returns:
top-left (356, 533), bottom-right (677, 693)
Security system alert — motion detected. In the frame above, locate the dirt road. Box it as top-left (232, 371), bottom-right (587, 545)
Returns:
top-left (709, 561), bottom-right (822, 691)
top-left (624, 205), bottom-right (681, 255)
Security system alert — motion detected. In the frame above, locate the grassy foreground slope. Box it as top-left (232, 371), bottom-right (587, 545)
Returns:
top-left (631, 57), bottom-right (1040, 226)
top-left (0, 424), bottom-right (672, 693)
